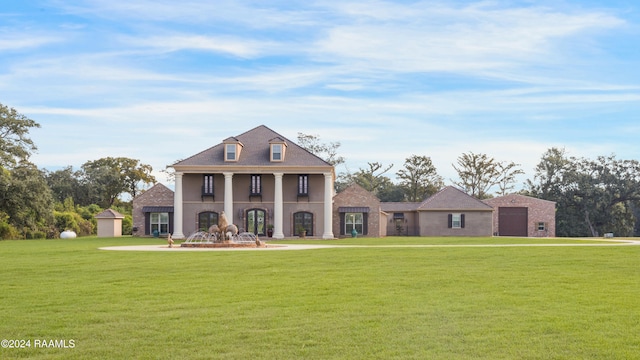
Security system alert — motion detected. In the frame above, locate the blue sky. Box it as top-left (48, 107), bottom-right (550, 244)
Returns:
top-left (2, 0), bottom-right (640, 189)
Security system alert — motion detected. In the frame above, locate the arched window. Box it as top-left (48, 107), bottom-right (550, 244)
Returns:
top-left (294, 211), bottom-right (313, 236)
top-left (198, 211), bottom-right (219, 231)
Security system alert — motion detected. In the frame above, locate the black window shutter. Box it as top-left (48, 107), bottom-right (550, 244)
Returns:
top-left (363, 213), bottom-right (369, 235)
top-left (145, 213), bottom-right (150, 235)
top-left (447, 214), bottom-right (453, 228)
top-left (339, 213), bottom-right (345, 235)
top-left (461, 214), bottom-right (465, 228)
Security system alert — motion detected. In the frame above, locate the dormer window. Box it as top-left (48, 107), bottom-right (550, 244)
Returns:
top-left (226, 144), bottom-right (237, 161)
top-left (272, 144), bottom-right (283, 161)
top-left (270, 138), bottom-right (287, 162)
top-left (223, 138), bottom-right (243, 162)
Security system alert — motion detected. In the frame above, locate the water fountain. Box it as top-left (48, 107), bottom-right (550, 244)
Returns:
top-left (180, 229), bottom-right (265, 248)
top-left (180, 212), bottom-right (266, 248)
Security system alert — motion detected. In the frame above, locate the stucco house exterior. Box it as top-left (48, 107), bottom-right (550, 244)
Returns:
top-left (415, 186), bottom-right (494, 237)
top-left (169, 125), bottom-right (335, 239)
top-left (484, 194), bottom-right (556, 237)
top-left (380, 202), bottom-right (421, 236)
top-left (380, 187), bottom-right (494, 237)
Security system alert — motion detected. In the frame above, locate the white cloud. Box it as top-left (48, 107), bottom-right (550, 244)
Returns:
top-left (314, 2), bottom-right (624, 75)
top-left (7, 0), bottom-right (640, 192)
top-left (122, 34), bottom-right (275, 58)
top-left (0, 34), bottom-right (62, 51)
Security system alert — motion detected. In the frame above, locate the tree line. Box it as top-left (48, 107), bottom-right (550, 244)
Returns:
top-left (1, 102), bottom-right (638, 239)
top-left (0, 103), bottom-right (155, 239)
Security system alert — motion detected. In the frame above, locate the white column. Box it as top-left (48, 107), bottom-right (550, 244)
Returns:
top-left (172, 172), bottom-right (185, 239)
top-left (322, 172), bottom-right (334, 239)
top-left (273, 173), bottom-right (284, 239)
top-left (223, 172), bottom-right (234, 223)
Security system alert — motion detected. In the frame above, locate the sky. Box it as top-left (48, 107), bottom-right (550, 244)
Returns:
top-left (2, 0), bottom-right (640, 190)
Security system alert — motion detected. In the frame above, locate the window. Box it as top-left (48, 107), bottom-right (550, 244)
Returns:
top-left (345, 212), bottom-right (363, 235)
top-left (294, 212), bottom-right (313, 236)
top-left (202, 174), bottom-right (214, 195)
top-left (225, 144), bottom-right (236, 161)
top-left (298, 175), bottom-right (309, 196)
top-left (198, 212), bottom-right (219, 231)
top-left (150, 212), bottom-right (169, 235)
top-left (250, 175), bottom-right (261, 196)
top-left (537, 222), bottom-right (547, 231)
top-left (271, 144), bottom-right (282, 161)
top-left (448, 213), bottom-right (465, 229)
top-left (269, 139), bottom-right (286, 161)
top-left (452, 214), bottom-right (462, 228)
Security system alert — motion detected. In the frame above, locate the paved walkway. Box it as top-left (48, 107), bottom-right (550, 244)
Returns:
top-left (99, 238), bottom-right (640, 252)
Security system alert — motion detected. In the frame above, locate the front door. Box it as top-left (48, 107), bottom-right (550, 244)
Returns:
top-left (246, 209), bottom-right (266, 236)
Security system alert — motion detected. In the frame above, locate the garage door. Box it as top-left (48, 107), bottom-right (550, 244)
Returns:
top-left (498, 207), bottom-right (528, 236)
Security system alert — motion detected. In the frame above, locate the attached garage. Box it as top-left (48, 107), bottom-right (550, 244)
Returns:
top-left (484, 194), bottom-right (556, 237)
top-left (498, 207), bottom-right (528, 236)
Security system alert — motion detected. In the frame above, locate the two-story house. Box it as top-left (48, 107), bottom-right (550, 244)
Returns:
top-left (170, 125), bottom-right (335, 239)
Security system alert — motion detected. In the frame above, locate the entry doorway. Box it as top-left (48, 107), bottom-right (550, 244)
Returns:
top-left (246, 209), bottom-right (266, 236)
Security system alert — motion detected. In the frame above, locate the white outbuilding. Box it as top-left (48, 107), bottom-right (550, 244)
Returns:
top-left (95, 209), bottom-right (126, 238)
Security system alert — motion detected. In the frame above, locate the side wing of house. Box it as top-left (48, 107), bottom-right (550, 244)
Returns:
top-left (332, 183), bottom-right (383, 238)
top-left (417, 186), bottom-right (494, 237)
top-left (484, 194), bottom-right (556, 237)
top-left (380, 202), bottom-right (421, 236)
top-left (132, 183), bottom-right (175, 236)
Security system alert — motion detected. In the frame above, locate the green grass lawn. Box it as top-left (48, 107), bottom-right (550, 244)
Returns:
top-left (1, 237), bottom-right (639, 359)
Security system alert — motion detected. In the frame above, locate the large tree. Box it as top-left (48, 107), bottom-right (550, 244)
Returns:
top-left (396, 155), bottom-right (444, 202)
top-left (0, 103), bottom-right (40, 167)
top-left (0, 161), bottom-right (54, 236)
top-left (81, 157), bottom-right (156, 207)
top-left (526, 148), bottom-right (640, 237)
top-left (453, 152), bottom-right (524, 199)
top-left (452, 152), bottom-right (500, 199)
top-left (45, 166), bottom-right (87, 204)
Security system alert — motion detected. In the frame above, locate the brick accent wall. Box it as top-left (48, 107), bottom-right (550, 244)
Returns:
top-left (132, 183), bottom-right (175, 237)
top-left (333, 184), bottom-right (383, 238)
top-left (484, 194), bottom-right (556, 237)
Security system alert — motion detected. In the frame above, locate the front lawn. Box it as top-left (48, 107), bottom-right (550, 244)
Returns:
top-left (268, 235), bottom-right (616, 245)
top-left (1, 237), bottom-right (638, 359)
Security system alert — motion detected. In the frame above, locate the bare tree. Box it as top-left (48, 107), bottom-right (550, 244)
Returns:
top-left (495, 161), bottom-right (525, 196)
top-left (297, 133), bottom-right (345, 166)
top-left (452, 152), bottom-right (500, 199)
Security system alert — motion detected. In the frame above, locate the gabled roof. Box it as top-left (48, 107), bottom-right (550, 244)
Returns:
top-left (133, 183), bottom-right (174, 201)
top-left (95, 209), bottom-right (125, 219)
top-left (417, 186), bottom-right (493, 211)
top-left (333, 183), bottom-right (380, 203)
top-left (483, 193), bottom-right (556, 206)
top-left (380, 202), bottom-right (421, 212)
top-left (173, 125), bottom-right (332, 169)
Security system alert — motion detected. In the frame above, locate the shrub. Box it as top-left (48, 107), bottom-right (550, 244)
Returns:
top-left (24, 229), bottom-right (47, 239)
top-left (122, 215), bottom-right (133, 235)
top-left (54, 211), bottom-right (79, 234)
top-left (0, 213), bottom-right (19, 240)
